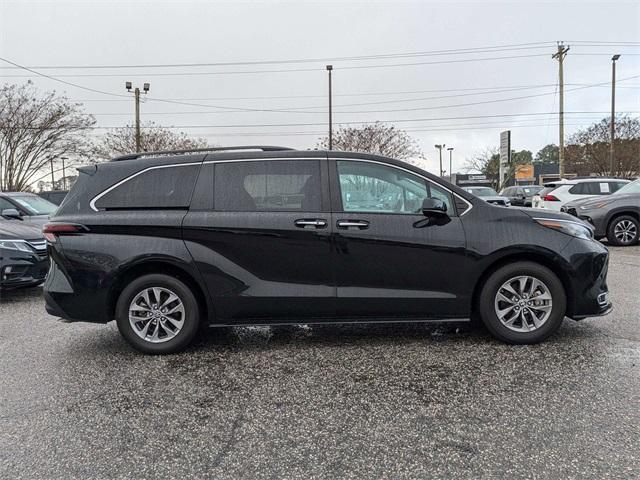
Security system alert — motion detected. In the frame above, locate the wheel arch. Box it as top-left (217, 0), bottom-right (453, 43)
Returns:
top-left (606, 209), bottom-right (639, 230)
top-left (471, 251), bottom-right (576, 318)
top-left (107, 260), bottom-right (210, 323)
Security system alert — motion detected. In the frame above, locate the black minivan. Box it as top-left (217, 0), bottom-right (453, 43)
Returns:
top-left (44, 146), bottom-right (611, 354)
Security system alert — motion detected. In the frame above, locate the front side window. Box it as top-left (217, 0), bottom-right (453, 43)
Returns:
top-left (336, 160), bottom-right (453, 214)
top-left (214, 160), bottom-right (321, 212)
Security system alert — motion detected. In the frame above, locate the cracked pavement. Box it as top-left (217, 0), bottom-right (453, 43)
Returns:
top-left (1, 245), bottom-right (638, 479)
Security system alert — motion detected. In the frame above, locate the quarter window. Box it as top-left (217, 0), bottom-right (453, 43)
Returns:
top-left (336, 160), bottom-right (453, 214)
top-left (214, 160), bottom-right (322, 212)
top-left (95, 164), bottom-right (200, 210)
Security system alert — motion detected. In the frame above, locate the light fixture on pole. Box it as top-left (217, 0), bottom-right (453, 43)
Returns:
top-left (447, 147), bottom-right (454, 180)
top-left (326, 65), bottom-right (333, 150)
top-left (126, 82), bottom-right (150, 153)
top-left (434, 144), bottom-right (445, 177)
top-left (610, 54), bottom-right (620, 176)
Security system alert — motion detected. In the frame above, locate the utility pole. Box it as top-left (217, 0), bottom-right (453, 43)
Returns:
top-left (610, 54), bottom-right (620, 176)
top-left (552, 42), bottom-right (570, 178)
top-left (50, 159), bottom-right (55, 189)
top-left (447, 147), bottom-right (454, 180)
top-left (61, 156), bottom-right (68, 190)
top-left (126, 82), bottom-right (150, 153)
top-left (435, 144), bottom-right (445, 177)
top-left (326, 65), bottom-right (333, 150)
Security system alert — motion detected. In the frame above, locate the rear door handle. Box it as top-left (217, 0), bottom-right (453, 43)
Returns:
top-left (294, 219), bottom-right (327, 229)
top-left (337, 220), bottom-right (370, 230)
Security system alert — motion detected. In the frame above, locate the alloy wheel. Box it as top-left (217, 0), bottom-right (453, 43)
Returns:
top-left (613, 220), bottom-right (637, 244)
top-left (494, 275), bottom-right (553, 333)
top-left (128, 287), bottom-right (185, 343)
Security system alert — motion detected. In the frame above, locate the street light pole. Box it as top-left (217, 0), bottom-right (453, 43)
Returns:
top-left (326, 65), bottom-right (333, 150)
top-left (447, 147), bottom-right (454, 180)
top-left (435, 144), bottom-right (445, 177)
top-left (61, 156), bottom-right (68, 190)
top-left (610, 54), bottom-right (620, 176)
top-left (126, 82), bottom-right (150, 153)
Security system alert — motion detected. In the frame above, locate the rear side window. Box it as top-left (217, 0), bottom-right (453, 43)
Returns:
top-left (95, 164), bottom-right (200, 210)
top-left (610, 182), bottom-right (627, 192)
top-left (568, 182), bottom-right (609, 195)
top-left (214, 160), bottom-right (322, 212)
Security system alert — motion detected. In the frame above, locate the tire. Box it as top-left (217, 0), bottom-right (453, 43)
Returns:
top-left (606, 215), bottom-right (639, 246)
top-left (478, 262), bottom-right (566, 344)
top-left (116, 274), bottom-right (201, 354)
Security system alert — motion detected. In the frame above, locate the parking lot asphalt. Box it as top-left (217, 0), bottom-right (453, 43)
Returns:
top-left (1, 246), bottom-right (639, 480)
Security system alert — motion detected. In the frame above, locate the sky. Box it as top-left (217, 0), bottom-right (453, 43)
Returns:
top-left (0, 0), bottom-right (639, 176)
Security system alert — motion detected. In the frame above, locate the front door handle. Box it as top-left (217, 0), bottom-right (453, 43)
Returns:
top-left (336, 219), bottom-right (370, 230)
top-left (294, 219), bottom-right (327, 229)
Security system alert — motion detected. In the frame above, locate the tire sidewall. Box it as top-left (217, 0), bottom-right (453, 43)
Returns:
top-left (116, 274), bottom-right (200, 354)
top-left (479, 262), bottom-right (566, 344)
top-left (607, 215), bottom-right (639, 246)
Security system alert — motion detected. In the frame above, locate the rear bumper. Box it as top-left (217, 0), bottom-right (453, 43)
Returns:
top-left (43, 258), bottom-right (110, 323)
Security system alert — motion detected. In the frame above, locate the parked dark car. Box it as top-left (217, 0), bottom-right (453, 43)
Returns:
top-left (562, 179), bottom-right (640, 246)
top-left (38, 190), bottom-right (69, 206)
top-left (0, 219), bottom-right (49, 289)
top-left (500, 185), bottom-right (543, 207)
top-left (44, 146), bottom-right (611, 354)
top-left (462, 186), bottom-right (511, 206)
top-left (0, 192), bottom-right (58, 226)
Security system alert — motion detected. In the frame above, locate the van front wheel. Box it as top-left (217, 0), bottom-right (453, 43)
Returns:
top-left (478, 262), bottom-right (566, 344)
top-left (116, 274), bottom-right (200, 354)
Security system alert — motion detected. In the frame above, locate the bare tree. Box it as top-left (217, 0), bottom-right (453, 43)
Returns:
top-left (94, 122), bottom-right (209, 160)
top-left (566, 116), bottom-right (640, 177)
top-left (317, 122), bottom-right (424, 163)
top-left (0, 82), bottom-right (95, 191)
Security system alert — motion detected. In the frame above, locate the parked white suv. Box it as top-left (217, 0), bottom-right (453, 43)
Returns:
top-left (532, 178), bottom-right (630, 210)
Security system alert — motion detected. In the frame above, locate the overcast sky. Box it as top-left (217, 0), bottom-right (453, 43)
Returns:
top-left (1, 0), bottom-right (638, 174)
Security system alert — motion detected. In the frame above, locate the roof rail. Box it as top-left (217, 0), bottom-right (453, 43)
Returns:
top-left (111, 145), bottom-right (295, 162)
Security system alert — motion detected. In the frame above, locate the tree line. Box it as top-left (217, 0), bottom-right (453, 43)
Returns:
top-left (1, 82), bottom-right (638, 192)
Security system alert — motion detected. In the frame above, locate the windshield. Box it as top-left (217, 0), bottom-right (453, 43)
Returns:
top-left (466, 187), bottom-right (498, 197)
top-left (11, 195), bottom-right (57, 215)
top-left (615, 179), bottom-right (640, 195)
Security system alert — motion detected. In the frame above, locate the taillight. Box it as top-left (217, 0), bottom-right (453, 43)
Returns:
top-left (543, 195), bottom-right (560, 202)
top-left (42, 223), bottom-right (87, 242)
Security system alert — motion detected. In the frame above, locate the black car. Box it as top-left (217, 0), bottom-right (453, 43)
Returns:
top-left (0, 218), bottom-right (49, 289)
top-left (44, 146), bottom-right (611, 354)
top-left (0, 192), bottom-right (58, 226)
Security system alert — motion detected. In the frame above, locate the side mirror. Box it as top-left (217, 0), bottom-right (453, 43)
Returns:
top-left (1, 208), bottom-right (22, 219)
top-left (421, 197), bottom-right (447, 216)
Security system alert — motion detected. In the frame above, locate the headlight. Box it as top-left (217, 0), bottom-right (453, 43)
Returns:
top-left (534, 218), bottom-right (593, 240)
top-left (579, 199), bottom-right (615, 210)
top-left (0, 239), bottom-right (32, 252)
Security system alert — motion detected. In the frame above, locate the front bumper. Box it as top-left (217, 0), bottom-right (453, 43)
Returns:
top-left (562, 238), bottom-right (612, 319)
top-left (0, 252), bottom-right (49, 289)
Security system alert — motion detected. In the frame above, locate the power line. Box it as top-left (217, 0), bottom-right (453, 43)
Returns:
top-left (0, 42), bottom-right (558, 70)
top-left (43, 110), bottom-right (637, 130)
top-left (0, 53), bottom-right (553, 78)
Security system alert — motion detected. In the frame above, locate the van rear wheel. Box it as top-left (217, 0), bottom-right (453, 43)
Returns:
top-left (116, 274), bottom-right (200, 354)
top-left (478, 262), bottom-right (566, 344)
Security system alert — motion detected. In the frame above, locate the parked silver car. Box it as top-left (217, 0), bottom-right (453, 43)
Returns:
top-left (562, 179), bottom-right (640, 246)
